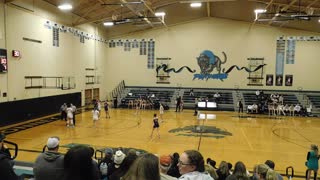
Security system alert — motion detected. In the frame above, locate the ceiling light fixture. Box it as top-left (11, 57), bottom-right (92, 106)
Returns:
top-left (254, 9), bottom-right (266, 14)
top-left (155, 12), bottom-right (166, 17)
top-left (254, 9), bottom-right (266, 21)
top-left (190, 3), bottom-right (202, 8)
top-left (103, 22), bottom-right (114, 26)
top-left (58, 4), bottom-right (73, 10)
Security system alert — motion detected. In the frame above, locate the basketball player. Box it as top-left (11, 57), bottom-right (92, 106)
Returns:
top-left (159, 103), bottom-right (164, 122)
top-left (92, 109), bottom-right (99, 127)
top-left (104, 101), bottom-right (110, 118)
top-left (150, 113), bottom-right (160, 139)
top-left (66, 104), bottom-right (74, 128)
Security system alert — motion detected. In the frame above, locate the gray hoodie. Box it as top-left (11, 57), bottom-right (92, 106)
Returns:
top-left (179, 171), bottom-right (214, 180)
top-left (33, 151), bottom-right (64, 180)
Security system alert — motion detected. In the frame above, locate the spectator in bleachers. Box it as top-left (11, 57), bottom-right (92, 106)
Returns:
top-left (108, 150), bottom-right (126, 178)
top-left (277, 104), bottom-right (286, 116)
top-left (0, 133), bottom-right (18, 180)
top-left (160, 155), bottom-right (177, 180)
top-left (255, 164), bottom-right (278, 180)
top-left (63, 145), bottom-right (100, 180)
top-left (177, 150), bottom-right (213, 180)
top-left (228, 162), bottom-right (233, 175)
top-left (289, 105), bottom-right (294, 116)
top-left (293, 104), bottom-right (301, 116)
top-left (264, 160), bottom-right (283, 180)
top-left (122, 153), bottom-right (160, 180)
top-left (98, 148), bottom-right (114, 180)
top-left (214, 92), bottom-right (221, 102)
top-left (307, 105), bottom-right (313, 116)
top-left (306, 144), bottom-right (319, 180)
top-left (250, 165), bottom-right (259, 180)
top-left (0, 133), bottom-right (11, 158)
top-left (109, 149), bottom-right (138, 180)
top-left (33, 136), bottom-right (64, 180)
top-left (207, 158), bottom-right (217, 170)
top-left (256, 90), bottom-right (260, 96)
top-left (283, 104), bottom-right (290, 115)
top-left (216, 161), bottom-right (230, 180)
top-left (268, 103), bottom-right (276, 116)
top-left (247, 104), bottom-right (258, 114)
top-left (190, 88), bottom-right (194, 96)
top-left (226, 161), bottom-right (249, 180)
top-left (205, 164), bottom-right (219, 180)
top-left (167, 152), bottom-right (181, 178)
top-left (278, 95), bottom-right (284, 105)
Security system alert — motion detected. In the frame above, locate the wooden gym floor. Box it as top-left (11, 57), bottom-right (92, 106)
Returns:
top-left (1, 108), bottom-right (319, 177)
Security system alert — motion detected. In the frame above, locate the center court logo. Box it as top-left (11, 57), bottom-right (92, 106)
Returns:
top-left (169, 125), bottom-right (232, 139)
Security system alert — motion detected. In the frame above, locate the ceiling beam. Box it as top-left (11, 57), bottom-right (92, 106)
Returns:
top-left (73, 3), bottom-right (102, 25)
top-left (249, 0), bottom-right (320, 11)
top-left (120, 0), bottom-right (154, 27)
top-left (305, 0), bottom-right (319, 9)
top-left (142, 0), bottom-right (168, 27)
top-left (74, 0), bottom-right (126, 26)
top-left (5, 0), bottom-right (15, 3)
top-left (268, 0), bottom-right (298, 25)
top-left (251, 0), bottom-right (274, 26)
top-left (74, 10), bottom-right (135, 26)
top-left (280, 0), bottom-right (298, 12)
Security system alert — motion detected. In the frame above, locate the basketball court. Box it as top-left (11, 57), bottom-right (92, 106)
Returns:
top-left (1, 108), bottom-right (319, 177)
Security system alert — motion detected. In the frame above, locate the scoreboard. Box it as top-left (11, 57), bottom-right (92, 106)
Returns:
top-left (0, 49), bottom-right (7, 72)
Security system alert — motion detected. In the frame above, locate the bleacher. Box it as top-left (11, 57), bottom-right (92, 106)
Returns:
top-left (243, 92), bottom-right (299, 106)
top-left (120, 88), bottom-right (174, 108)
top-left (281, 94), bottom-right (299, 105)
top-left (307, 94), bottom-right (320, 108)
top-left (182, 89), bottom-right (234, 111)
top-left (242, 92), bottom-right (258, 106)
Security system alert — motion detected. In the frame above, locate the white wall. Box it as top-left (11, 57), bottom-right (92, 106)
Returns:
top-left (104, 18), bottom-right (320, 91)
top-left (0, 0), bottom-right (108, 104)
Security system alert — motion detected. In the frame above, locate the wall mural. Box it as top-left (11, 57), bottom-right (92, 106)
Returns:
top-left (193, 50), bottom-right (266, 81)
top-left (156, 50), bottom-right (266, 82)
top-left (156, 64), bottom-right (196, 75)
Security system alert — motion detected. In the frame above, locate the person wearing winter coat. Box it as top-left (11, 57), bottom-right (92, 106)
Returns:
top-left (33, 137), bottom-right (64, 180)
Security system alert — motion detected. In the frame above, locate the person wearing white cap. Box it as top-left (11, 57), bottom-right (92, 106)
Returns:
top-left (33, 136), bottom-right (64, 180)
top-left (108, 150), bottom-right (126, 177)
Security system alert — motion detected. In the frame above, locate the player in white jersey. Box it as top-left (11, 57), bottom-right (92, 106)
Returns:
top-left (92, 109), bottom-right (100, 127)
top-left (66, 104), bottom-right (74, 127)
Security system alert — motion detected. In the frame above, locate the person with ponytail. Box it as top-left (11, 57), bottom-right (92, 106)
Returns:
top-left (306, 144), bottom-right (320, 180)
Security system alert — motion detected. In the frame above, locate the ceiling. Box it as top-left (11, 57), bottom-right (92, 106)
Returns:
top-left (12, 0), bottom-right (320, 37)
